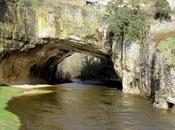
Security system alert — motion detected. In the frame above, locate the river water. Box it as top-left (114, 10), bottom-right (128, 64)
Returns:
top-left (7, 82), bottom-right (175, 130)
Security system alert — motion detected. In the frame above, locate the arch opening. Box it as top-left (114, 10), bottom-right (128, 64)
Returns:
top-left (29, 52), bottom-right (122, 90)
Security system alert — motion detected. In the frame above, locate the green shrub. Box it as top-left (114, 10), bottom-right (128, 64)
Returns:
top-left (18, 0), bottom-right (43, 9)
top-left (154, 0), bottom-right (171, 21)
top-left (106, 0), bottom-right (150, 42)
top-left (158, 38), bottom-right (175, 67)
top-left (130, 0), bottom-right (151, 7)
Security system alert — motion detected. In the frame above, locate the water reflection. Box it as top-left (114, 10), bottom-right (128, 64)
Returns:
top-left (7, 83), bottom-right (175, 130)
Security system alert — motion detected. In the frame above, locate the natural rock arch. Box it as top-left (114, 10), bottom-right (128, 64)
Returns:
top-left (0, 38), bottom-right (120, 85)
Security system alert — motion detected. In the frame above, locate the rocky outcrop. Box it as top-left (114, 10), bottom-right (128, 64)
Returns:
top-left (153, 54), bottom-right (175, 109)
top-left (111, 20), bottom-right (175, 110)
top-left (112, 40), bottom-right (142, 94)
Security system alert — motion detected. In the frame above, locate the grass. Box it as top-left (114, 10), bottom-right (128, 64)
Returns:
top-left (158, 38), bottom-right (175, 67)
top-left (0, 87), bottom-right (22, 130)
top-left (158, 38), bottom-right (175, 52)
top-left (0, 86), bottom-right (54, 130)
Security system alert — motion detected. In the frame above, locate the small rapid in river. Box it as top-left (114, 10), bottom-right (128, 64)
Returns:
top-left (6, 82), bottom-right (175, 130)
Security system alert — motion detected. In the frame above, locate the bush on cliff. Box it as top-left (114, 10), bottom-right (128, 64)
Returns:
top-left (106, 0), bottom-right (150, 43)
top-left (154, 0), bottom-right (171, 21)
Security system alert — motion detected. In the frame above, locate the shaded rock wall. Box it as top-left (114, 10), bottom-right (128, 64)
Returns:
top-left (0, 43), bottom-right (70, 85)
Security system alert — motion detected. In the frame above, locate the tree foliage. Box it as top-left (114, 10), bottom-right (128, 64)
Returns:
top-left (106, 0), bottom-right (150, 42)
top-left (154, 0), bottom-right (171, 21)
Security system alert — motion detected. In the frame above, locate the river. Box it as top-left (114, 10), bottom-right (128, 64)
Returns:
top-left (6, 82), bottom-right (175, 130)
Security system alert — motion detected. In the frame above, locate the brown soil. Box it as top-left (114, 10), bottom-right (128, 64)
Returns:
top-left (153, 31), bottom-right (175, 44)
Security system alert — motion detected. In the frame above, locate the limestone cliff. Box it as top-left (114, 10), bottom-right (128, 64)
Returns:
top-left (111, 20), bottom-right (175, 109)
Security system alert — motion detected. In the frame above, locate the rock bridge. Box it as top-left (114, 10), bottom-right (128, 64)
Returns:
top-left (40, 37), bottom-right (109, 59)
top-left (0, 36), bottom-right (112, 85)
top-left (0, 0), bottom-right (117, 85)
top-left (0, 38), bottom-right (111, 85)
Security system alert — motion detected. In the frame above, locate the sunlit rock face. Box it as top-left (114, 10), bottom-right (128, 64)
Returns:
top-left (112, 40), bottom-right (151, 95)
top-left (167, 0), bottom-right (175, 10)
top-left (111, 20), bottom-right (175, 109)
top-left (112, 41), bottom-right (142, 94)
top-left (36, 2), bottom-right (105, 40)
top-left (0, 0), bottom-right (106, 53)
top-left (86, 0), bottom-right (111, 5)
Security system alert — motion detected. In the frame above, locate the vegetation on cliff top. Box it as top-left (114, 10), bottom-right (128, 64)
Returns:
top-left (106, 0), bottom-right (172, 43)
top-left (158, 38), bottom-right (175, 52)
top-left (154, 0), bottom-right (171, 21)
top-left (106, 0), bottom-right (151, 43)
top-left (158, 38), bottom-right (175, 67)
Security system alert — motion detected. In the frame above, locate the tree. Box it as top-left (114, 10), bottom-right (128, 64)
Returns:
top-left (154, 0), bottom-right (171, 21)
top-left (106, 0), bottom-right (150, 43)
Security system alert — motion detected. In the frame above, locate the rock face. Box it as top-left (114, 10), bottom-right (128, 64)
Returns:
top-left (56, 0), bottom-right (86, 6)
top-left (111, 21), bottom-right (175, 109)
top-left (0, 0), bottom-right (105, 49)
top-left (0, 43), bottom-right (72, 85)
top-left (153, 55), bottom-right (175, 109)
top-left (167, 0), bottom-right (175, 10)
